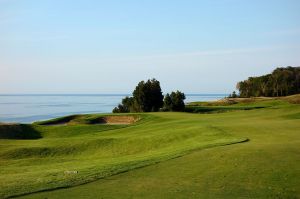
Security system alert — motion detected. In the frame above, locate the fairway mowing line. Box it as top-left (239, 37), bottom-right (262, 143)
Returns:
top-left (10, 138), bottom-right (249, 199)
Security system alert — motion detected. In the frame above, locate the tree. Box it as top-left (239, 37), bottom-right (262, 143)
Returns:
top-left (163, 93), bottom-right (172, 111)
top-left (132, 78), bottom-right (164, 112)
top-left (112, 104), bottom-right (127, 113)
top-left (113, 78), bottom-right (164, 113)
top-left (163, 91), bottom-right (186, 111)
top-left (112, 97), bottom-right (134, 113)
top-left (228, 91), bottom-right (237, 98)
top-left (236, 66), bottom-right (300, 97)
top-left (170, 91), bottom-right (186, 111)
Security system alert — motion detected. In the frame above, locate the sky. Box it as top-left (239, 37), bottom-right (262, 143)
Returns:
top-left (0, 0), bottom-right (300, 94)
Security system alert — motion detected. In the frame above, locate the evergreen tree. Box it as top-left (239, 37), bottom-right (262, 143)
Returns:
top-left (163, 91), bottom-right (186, 111)
top-left (163, 93), bottom-right (172, 111)
top-left (113, 78), bottom-right (164, 113)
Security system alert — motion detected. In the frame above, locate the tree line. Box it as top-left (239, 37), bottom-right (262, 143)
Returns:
top-left (236, 66), bottom-right (300, 97)
top-left (113, 79), bottom-right (185, 113)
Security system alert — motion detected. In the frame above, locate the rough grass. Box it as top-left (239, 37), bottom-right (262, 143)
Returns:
top-left (19, 97), bottom-right (300, 199)
top-left (282, 94), bottom-right (300, 104)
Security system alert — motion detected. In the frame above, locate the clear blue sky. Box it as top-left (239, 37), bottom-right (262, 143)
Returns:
top-left (1, 0), bottom-right (299, 94)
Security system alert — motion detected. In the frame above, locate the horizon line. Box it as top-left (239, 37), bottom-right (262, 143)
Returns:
top-left (0, 93), bottom-right (228, 96)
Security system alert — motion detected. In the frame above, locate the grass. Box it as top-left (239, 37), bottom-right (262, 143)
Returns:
top-left (1, 95), bottom-right (300, 198)
top-left (185, 95), bottom-right (294, 113)
top-left (0, 113), bottom-right (245, 198)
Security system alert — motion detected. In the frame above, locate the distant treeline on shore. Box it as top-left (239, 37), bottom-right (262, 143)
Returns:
top-left (236, 66), bottom-right (300, 97)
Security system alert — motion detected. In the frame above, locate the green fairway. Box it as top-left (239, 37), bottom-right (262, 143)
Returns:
top-left (0, 113), bottom-right (245, 198)
top-left (1, 96), bottom-right (300, 198)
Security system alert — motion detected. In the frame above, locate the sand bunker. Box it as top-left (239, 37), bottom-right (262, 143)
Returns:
top-left (91, 116), bottom-right (139, 125)
top-left (39, 115), bottom-right (139, 126)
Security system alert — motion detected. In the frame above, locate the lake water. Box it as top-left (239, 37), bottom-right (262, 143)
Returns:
top-left (0, 94), bottom-right (227, 123)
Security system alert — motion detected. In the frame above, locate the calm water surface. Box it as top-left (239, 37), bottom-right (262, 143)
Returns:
top-left (0, 94), bottom-right (226, 123)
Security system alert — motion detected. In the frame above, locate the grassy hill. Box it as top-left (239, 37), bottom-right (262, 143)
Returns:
top-left (1, 95), bottom-right (300, 198)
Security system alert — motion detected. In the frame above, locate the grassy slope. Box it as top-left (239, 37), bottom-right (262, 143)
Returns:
top-left (185, 96), bottom-right (290, 113)
top-left (0, 113), bottom-right (244, 198)
top-left (19, 96), bottom-right (300, 199)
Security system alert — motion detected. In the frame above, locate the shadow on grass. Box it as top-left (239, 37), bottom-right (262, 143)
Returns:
top-left (0, 124), bottom-right (42, 139)
top-left (185, 106), bottom-right (266, 113)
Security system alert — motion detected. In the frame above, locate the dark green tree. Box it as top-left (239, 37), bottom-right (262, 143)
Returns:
top-left (228, 91), bottom-right (238, 98)
top-left (163, 91), bottom-right (186, 111)
top-left (163, 93), bottom-right (172, 111)
top-left (132, 79), bottom-right (164, 112)
top-left (236, 66), bottom-right (300, 97)
top-left (113, 78), bottom-right (164, 113)
top-left (170, 91), bottom-right (186, 111)
top-left (112, 97), bottom-right (134, 113)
